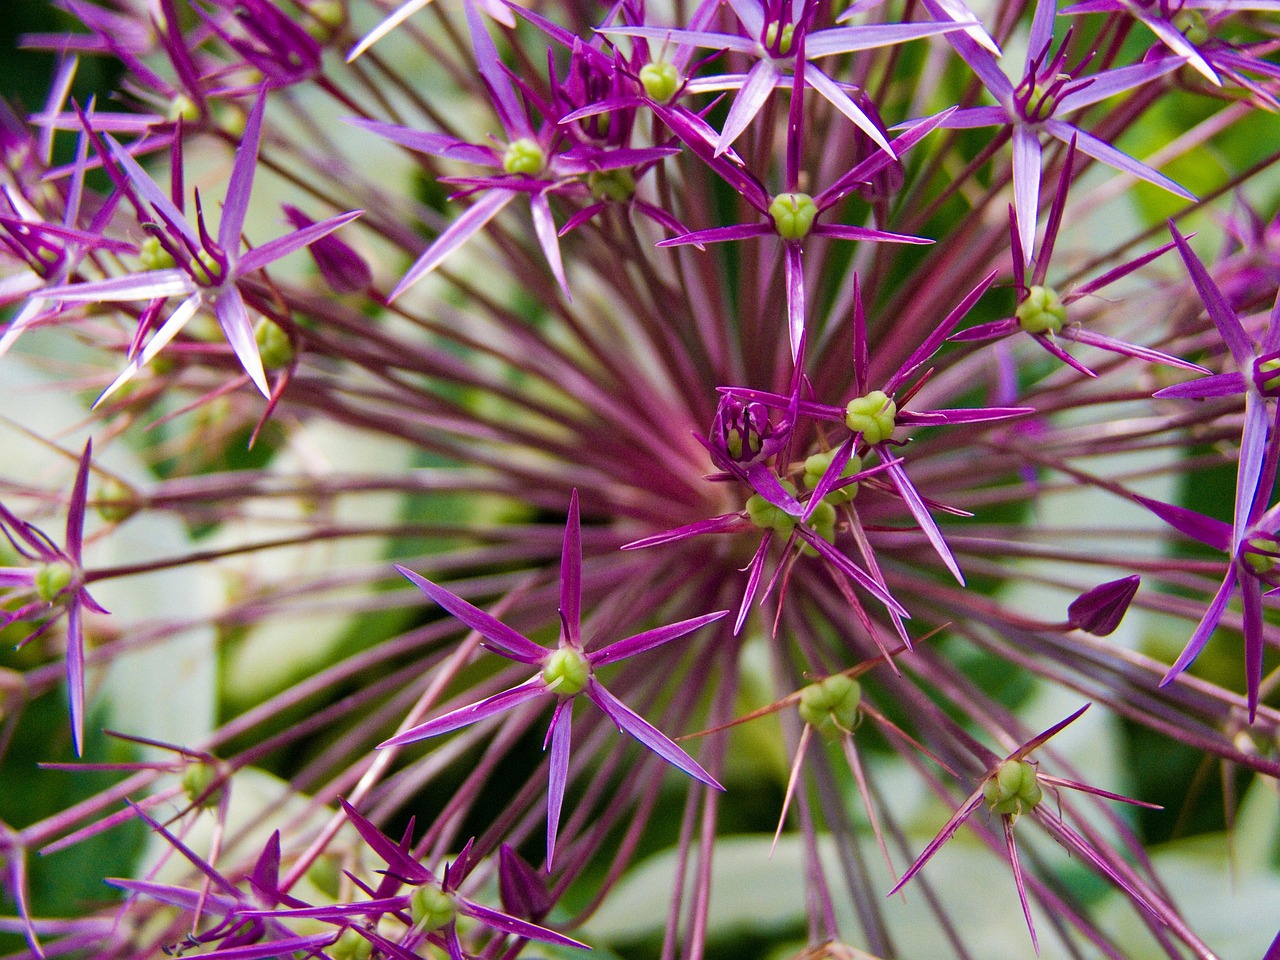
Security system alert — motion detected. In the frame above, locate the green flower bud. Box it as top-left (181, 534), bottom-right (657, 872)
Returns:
top-left (35, 562), bottom-right (73, 603)
top-left (95, 477), bottom-right (138, 524)
top-left (304, 0), bottom-right (346, 40)
top-left (1173, 8), bottom-right (1208, 46)
top-left (1244, 536), bottom-right (1280, 576)
top-left (167, 94), bottom-right (201, 124)
top-left (139, 236), bottom-right (175, 272)
top-left (639, 61), bottom-right (681, 104)
top-left (806, 499), bottom-right (837, 547)
top-left (542, 646), bottom-right (590, 697)
top-left (982, 759), bottom-right (1042, 818)
top-left (746, 479), bottom-right (799, 536)
top-left (181, 761), bottom-right (225, 809)
top-left (803, 450), bottom-right (863, 504)
top-left (588, 168), bottom-right (636, 203)
top-left (502, 138), bottom-right (545, 176)
top-left (1025, 80), bottom-right (1060, 120)
top-left (763, 22), bottom-right (795, 56)
top-left (798, 674), bottom-right (861, 734)
top-left (329, 928), bottom-right (372, 960)
top-left (769, 192), bottom-right (818, 241)
top-left (306, 854), bottom-right (342, 900)
top-left (1016, 285), bottom-right (1066, 335)
top-left (844, 391), bottom-right (896, 445)
top-left (255, 318), bottom-right (294, 371)
top-left (410, 885), bottom-right (457, 932)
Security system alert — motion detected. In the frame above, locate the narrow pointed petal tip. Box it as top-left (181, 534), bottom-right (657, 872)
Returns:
top-left (1067, 575), bottom-right (1140, 636)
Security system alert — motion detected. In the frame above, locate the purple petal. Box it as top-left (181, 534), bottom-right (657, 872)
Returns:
top-left (884, 458), bottom-right (964, 583)
top-left (1161, 565), bottom-right (1237, 684)
top-left (1242, 573), bottom-right (1264, 721)
top-left (1152, 371), bottom-right (1247, 399)
top-left (42, 269), bottom-right (193, 303)
top-left (1011, 126), bottom-right (1041, 265)
top-left (1065, 327), bottom-right (1209, 373)
top-left (529, 191), bottom-right (570, 298)
top-left (887, 790), bottom-right (985, 895)
top-left (169, 933), bottom-right (338, 960)
top-left (1235, 388), bottom-right (1270, 543)
top-left (1056, 59), bottom-right (1186, 115)
top-left (916, 105), bottom-right (1007, 129)
top-left (803, 63), bottom-right (893, 156)
top-left (95, 292), bottom-right (204, 407)
top-left (784, 242), bottom-right (805, 363)
top-left (803, 437), bottom-right (855, 523)
top-left (64, 440), bottom-right (92, 561)
top-left (1044, 121), bottom-right (1194, 202)
top-left (1168, 221), bottom-right (1252, 367)
top-left (590, 610), bottom-right (728, 667)
top-left (219, 89), bottom-right (266, 251)
top-left (887, 271), bottom-right (997, 394)
top-left (460, 898), bottom-right (588, 947)
top-left (240, 897), bottom-right (411, 919)
top-left (237, 209), bottom-right (363, 276)
top-left (806, 21), bottom-right (964, 57)
top-left (103, 135), bottom-right (199, 252)
top-left (394, 565), bottom-right (546, 663)
top-left (388, 190), bottom-right (515, 302)
top-left (214, 290), bottom-right (270, 398)
top-left (338, 798), bottom-right (433, 883)
top-left (466, 0), bottom-right (529, 139)
top-left (559, 491), bottom-right (581, 648)
top-left (950, 317), bottom-right (1019, 342)
top-left (599, 25), bottom-right (757, 53)
top-left (1133, 494), bottom-right (1232, 551)
top-left (106, 877), bottom-right (240, 915)
top-left (798, 529), bottom-right (911, 618)
top-left (1027, 0), bottom-right (1057, 64)
top-left (66, 601), bottom-right (85, 756)
top-left (735, 534), bottom-right (773, 634)
top-left (341, 118), bottom-right (498, 166)
top-left (715, 60), bottom-right (781, 156)
top-left (586, 678), bottom-right (722, 789)
top-left (657, 223), bottom-right (774, 247)
top-left (1067, 575), bottom-right (1140, 636)
top-left (621, 513), bottom-right (746, 550)
top-left (379, 679), bottom-right (547, 747)
top-left (544, 701), bottom-right (572, 868)
top-left (810, 224), bottom-right (931, 244)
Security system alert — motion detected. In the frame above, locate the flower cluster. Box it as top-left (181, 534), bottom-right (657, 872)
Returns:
top-left (0, 0), bottom-right (1278, 958)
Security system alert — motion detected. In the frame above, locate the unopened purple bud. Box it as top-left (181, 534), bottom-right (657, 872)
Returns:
top-left (283, 205), bottom-right (372, 294)
top-left (1067, 575), bottom-right (1140, 636)
top-left (713, 396), bottom-right (780, 464)
top-left (499, 844), bottom-right (553, 919)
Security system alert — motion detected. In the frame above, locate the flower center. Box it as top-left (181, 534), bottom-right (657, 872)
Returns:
top-left (769, 192), bottom-right (817, 240)
top-left (798, 674), bottom-right (861, 734)
top-left (982, 759), bottom-right (1042, 819)
top-left (410, 885), bottom-right (458, 932)
top-left (803, 450), bottom-right (863, 504)
top-left (35, 561), bottom-right (73, 603)
top-left (502, 138), bottom-right (545, 176)
top-left (639, 61), bottom-right (681, 104)
top-left (139, 236), bottom-right (176, 272)
top-left (844, 391), bottom-right (897, 445)
top-left (542, 646), bottom-right (590, 696)
top-left (1254, 357), bottom-right (1280, 397)
top-left (1016, 285), bottom-right (1067, 335)
top-left (763, 22), bottom-right (795, 56)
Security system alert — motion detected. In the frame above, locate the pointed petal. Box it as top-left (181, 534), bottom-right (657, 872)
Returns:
top-left (590, 610), bottom-right (728, 667)
top-left (715, 61), bottom-right (781, 156)
top-left (1161, 565), bottom-right (1237, 685)
top-left (394, 565), bottom-right (546, 663)
top-left (42, 269), bottom-right (193, 302)
top-left (884, 458), bottom-right (964, 583)
top-left (214, 290), bottom-right (269, 398)
top-left (1065, 327), bottom-right (1209, 373)
top-left (219, 89), bottom-right (266, 250)
top-left (66, 600), bottom-right (85, 756)
top-left (544, 702), bottom-right (572, 867)
top-left (1056, 59), bottom-right (1186, 115)
top-left (1242, 572), bottom-right (1264, 721)
top-left (236, 209), bottom-right (363, 276)
top-left (559, 490), bottom-right (581, 648)
top-left (1167, 221), bottom-right (1252, 367)
top-left (1133, 494), bottom-right (1233, 550)
top-left (586, 678), bottom-right (722, 788)
top-left (784, 241), bottom-right (805, 363)
top-left (887, 790), bottom-right (985, 895)
top-left (1043, 121), bottom-right (1194, 202)
top-left (1152, 371), bottom-right (1247, 399)
top-left (465, 0), bottom-right (529, 138)
top-left (1003, 816), bottom-right (1039, 953)
top-left (460, 899), bottom-right (588, 947)
top-left (338, 798), bottom-right (432, 883)
top-left (1011, 126), bottom-right (1041, 265)
top-left (798, 529), bottom-right (912, 617)
top-left (621, 513), bottom-right (746, 550)
top-left (529, 191), bottom-right (570, 298)
top-left (348, 0), bottom-right (436, 61)
top-left (803, 63), bottom-right (893, 156)
top-left (735, 534), bottom-right (772, 634)
top-left (887, 271), bottom-right (997, 393)
top-left (379, 679), bottom-right (547, 746)
top-left (389, 190), bottom-right (515, 302)
top-left (95, 293), bottom-right (203, 407)
top-left (64, 440), bottom-right (92, 561)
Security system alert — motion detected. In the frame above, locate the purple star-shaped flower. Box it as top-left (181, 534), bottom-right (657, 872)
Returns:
top-left (0, 440), bottom-right (105, 756)
top-left (383, 490), bottom-right (728, 866)
top-left (41, 89), bottom-right (361, 402)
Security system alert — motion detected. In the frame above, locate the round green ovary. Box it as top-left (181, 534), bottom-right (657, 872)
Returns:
top-left (745, 479), bottom-right (799, 536)
top-left (255, 319), bottom-right (294, 370)
top-left (181, 761), bottom-right (224, 809)
top-left (1257, 358), bottom-right (1280, 394)
top-left (769, 193), bottom-right (817, 241)
top-left (798, 674), bottom-right (861, 734)
top-left (503, 138), bottom-right (545, 176)
top-left (35, 562), bottom-right (73, 603)
top-left (139, 236), bottom-right (175, 272)
top-left (803, 450), bottom-right (862, 504)
top-left (542, 646), bottom-right (590, 696)
top-left (639, 61), bottom-right (681, 104)
top-left (982, 759), bottom-right (1042, 818)
top-left (588, 168), bottom-right (635, 203)
top-left (330, 928), bottom-right (372, 960)
top-left (844, 391), bottom-right (896, 445)
top-left (1016, 285), bottom-right (1066, 335)
top-left (411, 885), bottom-right (457, 932)
top-left (1244, 536), bottom-right (1280, 576)
top-left (763, 22), bottom-right (795, 55)
top-left (1173, 8), bottom-right (1208, 46)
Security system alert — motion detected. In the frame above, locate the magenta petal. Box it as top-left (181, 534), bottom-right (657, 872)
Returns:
top-left (656, 223), bottom-right (774, 247)
top-left (798, 529), bottom-right (911, 618)
top-left (103, 135), bottom-right (200, 252)
top-left (236, 209), bottom-right (363, 276)
top-left (192, 934), bottom-right (340, 960)
top-left (735, 533), bottom-right (772, 635)
top-left (66, 600), bottom-right (85, 756)
top-left (530, 191), bottom-right (570, 298)
top-left (1242, 573), bottom-right (1264, 721)
top-left (465, 0), bottom-right (529, 139)
top-left (1134, 495), bottom-right (1232, 551)
top-left (586, 678), bottom-right (722, 789)
top-left (460, 898), bottom-right (588, 948)
top-left (1235, 390), bottom-right (1270, 543)
top-left (1026, 0), bottom-right (1057, 65)
top-left (1066, 328), bottom-right (1209, 373)
top-left (803, 63), bottom-right (893, 156)
top-left (395, 564), bottom-right (546, 663)
top-left (214, 290), bottom-right (270, 398)
top-left (1162, 565), bottom-right (1237, 685)
top-left (338, 799), bottom-right (432, 884)
top-left (389, 190), bottom-right (514, 302)
top-left (715, 60), bottom-right (781, 156)
top-left (888, 271), bottom-right (996, 393)
top-left (810, 224), bottom-right (930, 244)
top-left (1168, 222), bottom-right (1252, 367)
top-left (888, 790), bottom-right (985, 895)
top-left (341, 118), bottom-right (497, 166)
top-left (64, 440), bottom-right (92, 561)
top-left (559, 491), bottom-right (582, 647)
top-left (804, 437), bottom-right (856, 523)
top-left (380, 679), bottom-right (546, 747)
top-left (784, 242), bottom-right (805, 362)
top-left (621, 513), bottom-right (746, 550)
top-left (590, 610), bottom-right (728, 667)
top-left (884, 458), bottom-right (964, 584)
top-left (1068, 575), bottom-right (1140, 636)
top-left (1044, 121), bottom-right (1194, 202)
top-left (1055, 59), bottom-right (1186, 115)
top-left (1152, 372), bottom-right (1247, 399)
top-left (544, 700), bottom-right (572, 867)
top-left (219, 88), bottom-right (266, 251)
top-left (1011, 126), bottom-right (1041, 265)
top-left (950, 317), bottom-right (1019, 342)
